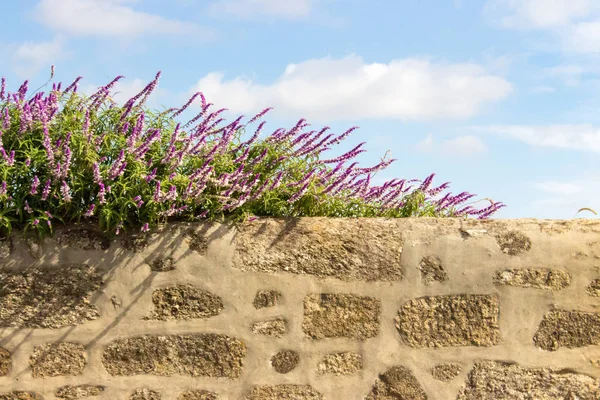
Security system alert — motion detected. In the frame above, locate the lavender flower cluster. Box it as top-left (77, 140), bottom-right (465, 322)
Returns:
top-left (0, 69), bottom-right (505, 236)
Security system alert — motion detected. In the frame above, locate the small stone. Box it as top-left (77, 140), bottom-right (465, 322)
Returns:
top-left (496, 230), bottom-right (531, 256)
top-left (149, 257), bottom-right (175, 272)
top-left (176, 390), bottom-right (218, 400)
top-left (145, 285), bottom-right (223, 321)
top-left (533, 309), bottom-right (600, 351)
top-left (244, 385), bottom-right (323, 400)
top-left (431, 363), bottom-right (462, 381)
top-left (57, 228), bottom-right (109, 250)
top-left (587, 279), bottom-right (600, 297)
top-left (0, 347), bottom-right (10, 376)
top-left (591, 359), bottom-right (600, 368)
top-left (316, 352), bottom-right (362, 376)
top-left (302, 293), bottom-right (381, 340)
top-left (30, 342), bottom-right (86, 378)
top-left (111, 295), bottom-right (121, 309)
top-left (26, 237), bottom-right (42, 259)
top-left (419, 256), bottom-right (448, 284)
top-left (55, 385), bottom-right (105, 399)
top-left (457, 360), bottom-right (600, 399)
top-left (460, 229), bottom-right (488, 238)
top-left (186, 230), bottom-right (208, 254)
top-left (0, 392), bottom-right (43, 400)
top-left (130, 389), bottom-right (161, 400)
top-left (253, 290), bottom-right (282, 309)
top-left (366, 366), bottom-right (427, 400)
top-left (250, 318), bottom-right (287, 337)
top-left (271, 350), bottom-right (299, 374)
top-left (121, 233), bottom-right (149, 252)
top-left (493, 268), bottom-right (571, 291)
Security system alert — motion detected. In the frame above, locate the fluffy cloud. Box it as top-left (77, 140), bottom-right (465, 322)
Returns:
top-left (208, 0), bottom-right (313, 19)
top-left (472, 124), bottom-right (600, 153)
top-left (33, 0), bottom-right (211, 38)
top-left (10, 35), bottom-right (70, 78)
top-left (191, 55), bottom-right (512, 122)
top-left (415, 134), bottom-right (486, 155)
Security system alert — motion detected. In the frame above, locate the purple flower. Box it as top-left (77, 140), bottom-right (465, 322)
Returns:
top-left (93, 162), bottom-right (102, 184)
top-left (84, 204), bottom-right (95, 217)
top-left (247, 108), bottom-right (273, 125)
top-left (0, 77), bottom-right (5, 101)
top-left (33, 219), bottom-right (39, 226)
top-left (60, 181), bottom-right (71, 203)
top-left (153, 181), bottom-right (162, 202)
top-left (41, 179), bottom-right (51, 201)
top-left (31, 175), bottom-right (40, 194)
top-left (98, 182), bottom-right (107, 204)
top-left (173, 92), bottom-right (201, 117)
top-left (141, 223), bottom-right (149, 232)
top-left (25, 158), bottom-right (31, 167)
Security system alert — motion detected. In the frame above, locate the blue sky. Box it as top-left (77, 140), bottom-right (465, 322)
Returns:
top-left (1, 0), bottom-right (600, 219)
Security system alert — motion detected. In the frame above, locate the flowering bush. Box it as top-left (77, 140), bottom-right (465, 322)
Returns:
top-left (0, 68), bottom-right (505, 237)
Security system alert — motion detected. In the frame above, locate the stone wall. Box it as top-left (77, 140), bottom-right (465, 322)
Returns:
top-left (0, 218), bottom-right (599, 399)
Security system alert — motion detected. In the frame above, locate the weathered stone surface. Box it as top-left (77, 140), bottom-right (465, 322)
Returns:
top-left (496, 230), bottom-right (531, 256)
top-left (55, 385), bottom-right (105, 399)
top-left (253, 290), bottom-right (282, 309)
top-left (302, 294), bottom-right (381, 340)
top-left (366, 366), bottom-right (427, 400)
top-left (130, 389), bottom-right (161, 400)
top-left (57, 228), bottom-right (109, 250)
top-left (177, 391), bottom-right (217, 400)
top-left (186, 230), bottom-right (208, 254)
top-left (250, 318), bottom-right (287, 337)
top-left (587, 278), bottom-right (600, 297)
top-left (316, 352), bottom-right (362, 376)
top-left (533, 309), bottom-right (600, 351)
top-left (0, 347), bottom-right (10, 376)
top-left (457, 360), bottom-right (600, 399)
top-left (244, 385), bottom-right (323, 400)
top-left (431, 363), bottom-right (462, 381)
top-left (145, 285), bottom-right (223, 320)
top-left (0, 264), bottom-right (102, 328)
top-left (419, 256), bottom-right (448, 284)
top-left (121, 233), bottom-right (149, 252)
top-left (395, 294), bottom-right (500, 348)
top-left (149, 257), bottom-right (175, 272)
top-left (30, 342), bottom-right (86, 378)
top-left (0, 236), bottom-right (12, 259)
top-left (0, 392), bottom-right (43, 400)
top-left (233, 218), bottom-right (404, 281)
top-left (591, 359), bottom-right (600, 368)
top-left (493, 268), bottom-right (571, 290)
top-left (102, 334), bottom-right (246, 378)
top-left (271, 350), bottom-right (299, 374)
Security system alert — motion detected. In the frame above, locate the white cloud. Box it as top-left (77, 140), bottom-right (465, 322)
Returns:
top-left (542, 64), bottom-right (585, 86)
top-left (534, 181), bottom-right (582, 195)
top-left (530, 177), bottom-right (600, 218)
top-left (191, 55), bottom-right (512, 122)
top-left (472, 124), bottom-right (600, 153)
top-left (10, 35), bottom-right (70, 78)
top-left (209, 0), bottom-right (313, 19)
top-left (531, 85), bottom-right (556, 93)
top-left (416, 134), bottom-right (434, 152)
top-left (33, 0), bottom-right (211, 38)
top-left (442, 135), bottom-right (487, 155)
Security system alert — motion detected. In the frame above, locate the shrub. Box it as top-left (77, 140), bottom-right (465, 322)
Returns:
top-left (0, 68), bottom-right (505, 237)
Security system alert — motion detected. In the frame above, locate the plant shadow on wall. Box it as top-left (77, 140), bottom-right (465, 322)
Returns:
top-left (0, 66), bottom-right (505, 244)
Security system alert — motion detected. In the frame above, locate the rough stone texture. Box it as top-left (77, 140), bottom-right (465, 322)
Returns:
top-left (496, 230), bottom-right (532, 256)
top-left (145, 285), bottom-right (223, 320)
top-left (0, 347), bottom-right (10, 376)
top-left (176, 391), bottom-right (217, 400)
top-left (366, 366), bottom-right (427, 400)
top-left (250, 318), bottom-right (287, 337)
top-left (102, 334), bottom-right (246, 378)
top-left (591, 359), bottom-right (600, 368)
top-left (316, 352), bottom-right (362, 376)
top-left (0, 264), bottom-right (102, 328)
top-left (302, 294), bottom-right (381, 340)
top-left (533, 309), bottom-right (600, 351)
top-left (244, 385), bottom-right (323, 400)
top-left (493, 268), bottom-right (571, 290)
top-left (587, 278), bottom-right (600, 297)
top-left (55, 385), bottom-right (105, 399)
top-left (149, 257), bottom-right (175, 272)
top-left (0, 236), bottom-right (12, 258)
top-left (130, 389), bottom-right (161, 400)
top-left (25, 237), bottom-right (42, 259)
top-left (457, 360), bottom-right (600, 399)
top-left (395, 294), bottom-right (500, 348)
top-left (419, 256), bottom-right (448, 284)
top-left (0, 393), bottom-right (42, 400)
top-left (233, 218), bottom-right (404, 281)
top-left (253, 290), bottom-right (282, 309)
top-left (186, 230), bottom-right (208, 254)
top-left (121, 233), bottom-right (149, 252)
top-left (431, 363), bottom-right (462, 382)
top-left (30, 342), bottom-right (86, 378)
top-left (57, 228), bottom-right (109, 250)
top-left (270, 350), bottom-right (299, 374)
